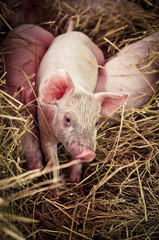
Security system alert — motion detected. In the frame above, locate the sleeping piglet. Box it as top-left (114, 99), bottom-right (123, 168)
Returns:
top-left (2, 24), bottom-right (54, 170)
top-left (95, 31), bottom-right (159, 109)
top-left (37, 30), bottom-right (128, 183)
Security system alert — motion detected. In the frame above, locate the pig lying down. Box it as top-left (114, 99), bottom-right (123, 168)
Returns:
top-left (37, 30), bottom-right (128, 183)
top-left (95, 31), bottom-right (159, 109)
top-left (2, 24), bottom-right (54, 170)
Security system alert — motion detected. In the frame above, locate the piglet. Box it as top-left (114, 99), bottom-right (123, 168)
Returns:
top-left (37, 30), bottom-right (128, 183)
top-left (2, 24), bottom-right (54, 170)
top-left (95, 32), bottom-right (159, 109)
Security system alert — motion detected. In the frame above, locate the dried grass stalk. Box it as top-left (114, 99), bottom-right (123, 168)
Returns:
top-left (0, 0), bottom-right (159, 239)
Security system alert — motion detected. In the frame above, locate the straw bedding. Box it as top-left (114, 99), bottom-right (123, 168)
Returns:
top-left (0, 0), bottom-right (159, 239)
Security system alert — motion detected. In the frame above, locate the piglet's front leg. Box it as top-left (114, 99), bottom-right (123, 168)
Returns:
top-left (40, 135), bottom-right (59, 182)
top-left (22, 126), bottom-right (44, 170)
top-left (21, 86), bottom-right (44, 170)
top-left (69, 162), bottom-right (83, 184)
top-left (69, 150), bottom-right (96, 184)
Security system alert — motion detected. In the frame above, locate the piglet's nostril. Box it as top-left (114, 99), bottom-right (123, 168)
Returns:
top-left (75, 151), bottom-right (96, 163)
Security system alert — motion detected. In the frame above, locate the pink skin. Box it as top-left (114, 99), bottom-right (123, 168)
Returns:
top-left (38, 31), bottom-right (128, 183)
top-left (2, 24), bottom-right (54, 170)
top-left (95, 32), bottom-right (159, 109)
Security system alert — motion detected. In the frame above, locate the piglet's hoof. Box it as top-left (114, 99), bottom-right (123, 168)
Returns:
top-left (69, 163), bottom-right (82, 186)
top-left (25, 151), bottom-right (44, 170)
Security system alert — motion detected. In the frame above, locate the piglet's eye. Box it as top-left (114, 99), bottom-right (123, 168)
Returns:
top-left (66, 117), bottom-right (71, 123)
top-left (64, 116), bottom-right (72, 127)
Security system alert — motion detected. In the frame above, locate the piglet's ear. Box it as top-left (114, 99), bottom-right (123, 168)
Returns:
top-left (95, 92), bottom-right (128, 116)
top-left (39, 69), bottom-right (74, 104)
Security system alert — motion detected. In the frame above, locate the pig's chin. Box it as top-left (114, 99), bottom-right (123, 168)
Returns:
top-left (72, 151), bottom-right (96, 163)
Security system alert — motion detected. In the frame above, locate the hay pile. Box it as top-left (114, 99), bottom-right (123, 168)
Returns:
top-left (0, 0), bottom-right (159, 239)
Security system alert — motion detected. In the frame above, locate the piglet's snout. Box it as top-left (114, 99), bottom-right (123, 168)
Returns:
top-left (75, 151), bottom-right (96, 163)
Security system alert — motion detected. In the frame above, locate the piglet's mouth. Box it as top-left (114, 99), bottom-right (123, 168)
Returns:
top-left (75, 151), bottom-right (96, 163)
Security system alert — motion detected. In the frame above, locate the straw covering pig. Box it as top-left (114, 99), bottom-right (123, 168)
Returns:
top-left (2, 24), bottom-right (54, 169)
top-left (95, 32), bottom-right (159, 109)
top-left (37, 31), bottom-right (128, 183)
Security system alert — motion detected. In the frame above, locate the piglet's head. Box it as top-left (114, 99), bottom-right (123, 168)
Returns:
top-left (39, 69), bottom-right (128, 165)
